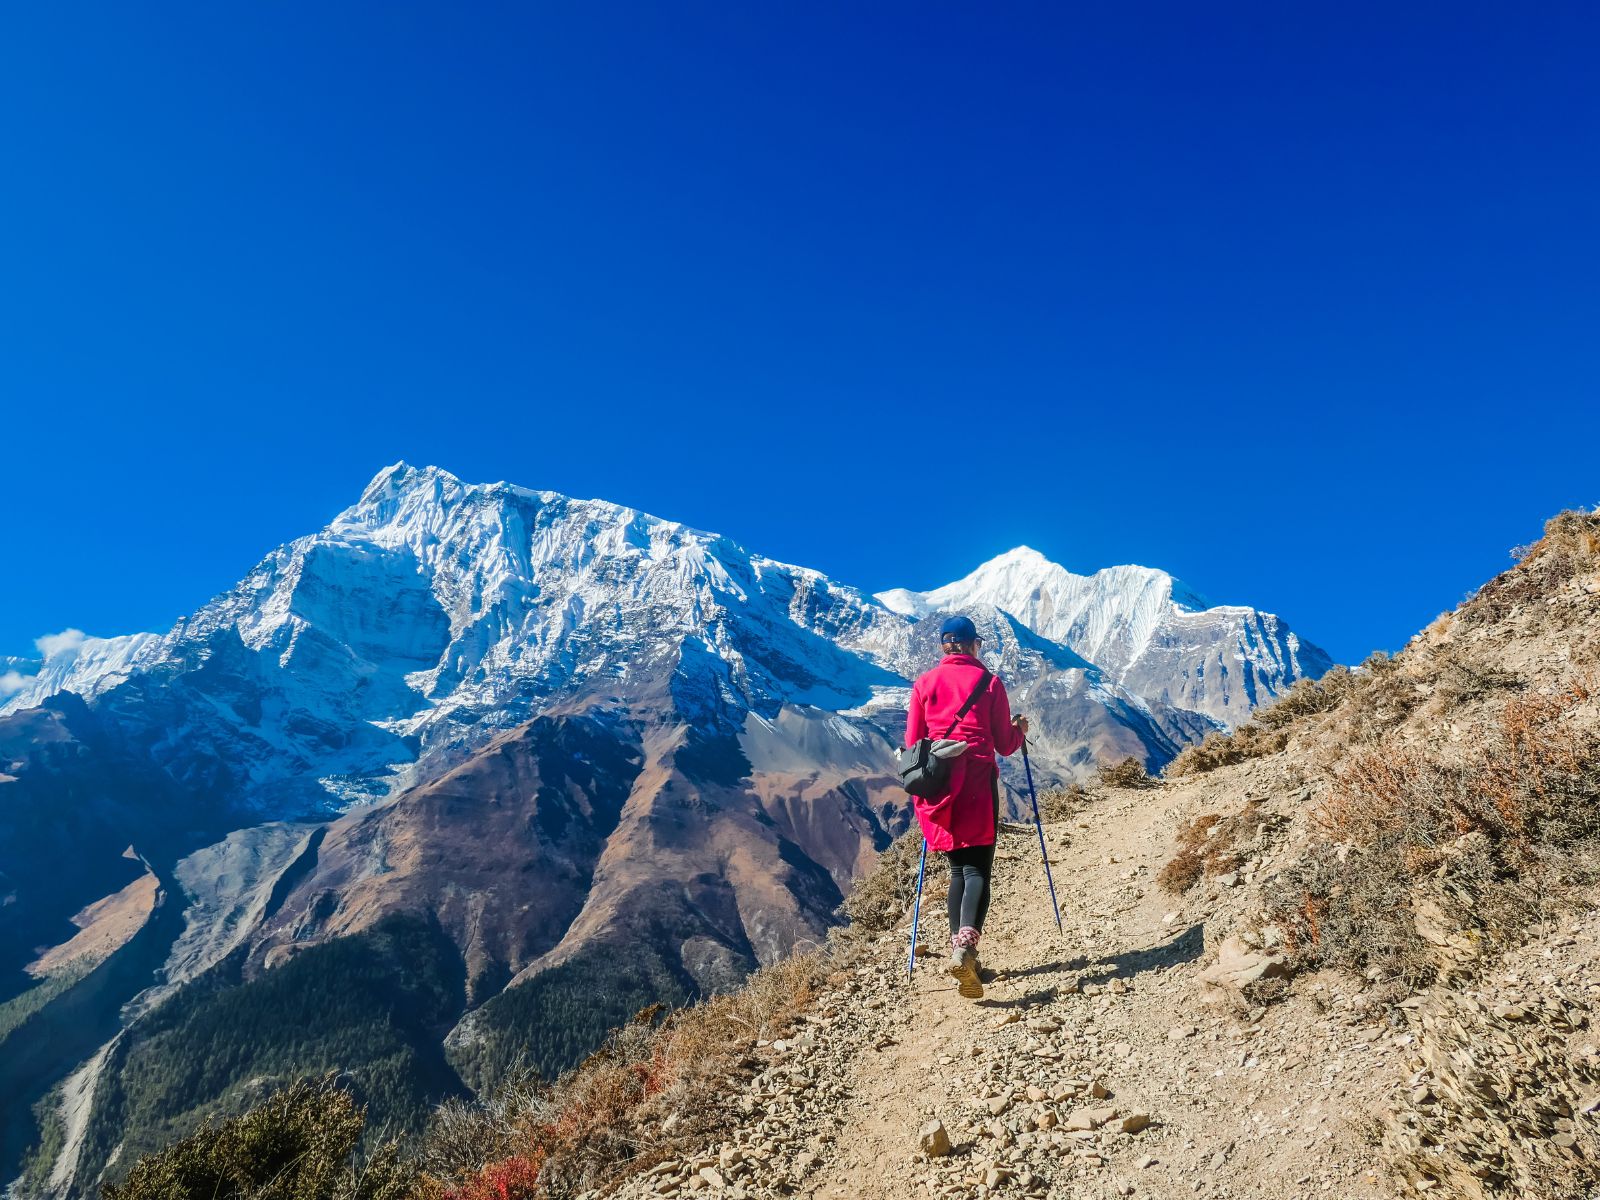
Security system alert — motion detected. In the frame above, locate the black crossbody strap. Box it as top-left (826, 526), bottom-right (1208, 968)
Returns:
top-left (941, 670), bottom-right (994, 740)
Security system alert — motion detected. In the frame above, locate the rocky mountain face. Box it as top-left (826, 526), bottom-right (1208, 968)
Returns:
top-left (0, 464), bottom-right (1329, 1197)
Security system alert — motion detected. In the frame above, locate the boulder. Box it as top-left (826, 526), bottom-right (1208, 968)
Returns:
top-left (918, 1120), bottom-right (952, 1157)
top-left (1199, 935), bottom-right (1291, 1008)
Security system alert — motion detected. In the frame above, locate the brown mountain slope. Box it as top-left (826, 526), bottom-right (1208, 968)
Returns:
top-left (248, 712), bottom-right (646, 998)
top-left (246, 696), bottom-right (907, 1085)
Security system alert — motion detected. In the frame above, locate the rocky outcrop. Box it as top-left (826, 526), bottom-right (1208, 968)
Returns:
top-left (1383, 928), bottom-right (1600, 1199)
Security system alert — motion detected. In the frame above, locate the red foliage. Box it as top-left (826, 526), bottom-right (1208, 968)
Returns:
top-left (444, 1154), bottom-right (544, 1200)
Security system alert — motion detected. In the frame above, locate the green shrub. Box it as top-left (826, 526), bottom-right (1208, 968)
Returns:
top-left (0, 959), bottom-right (94, 1044)
top-left (101, 1076), bottom-right (413, 1200)
top-left (82, 914), bottom-right (466, 1188)
top-left (448, 936), bottom-right (696, 1098)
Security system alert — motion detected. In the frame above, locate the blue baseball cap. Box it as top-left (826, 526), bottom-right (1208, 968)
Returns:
top-left (939, 615), bottom-right (979, 642)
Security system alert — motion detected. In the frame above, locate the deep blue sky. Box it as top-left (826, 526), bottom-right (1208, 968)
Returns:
top-left (5, 3), bottom-right (1597, 666)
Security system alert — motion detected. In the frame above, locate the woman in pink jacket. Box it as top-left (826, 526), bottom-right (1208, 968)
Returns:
top-left (905, 615), bottom-right (1027, 999)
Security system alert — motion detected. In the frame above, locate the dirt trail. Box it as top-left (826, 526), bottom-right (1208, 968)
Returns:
top-left (621, 782), bottom-right (1399, 1200)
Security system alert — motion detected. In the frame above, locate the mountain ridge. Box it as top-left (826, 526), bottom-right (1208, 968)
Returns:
top-left (4, 462), bottom-right (1324, 748)
top-left (0, 463), bottom-right (1333, 1197)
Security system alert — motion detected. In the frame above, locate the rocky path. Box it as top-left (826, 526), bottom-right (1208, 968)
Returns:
top-left (619, 786), bottom-right (1400, 1200)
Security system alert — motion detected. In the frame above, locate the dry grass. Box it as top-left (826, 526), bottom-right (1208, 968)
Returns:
top-left (1265, 677), bottom-right (1600, 985)
top-left (1315, 681), bottom-right (1597, 850)
top-left (1429, 652), bottom-right (1523, 709)
top-left (839, 826), bottom-right (947, 933)
top-left (1156, 802), bottom-right (1270, 894)
top-left (1339, 651), bottom-right (1431, 737)
top-left (1037, 783), bottom-right (1090, 824)
top-left (421, 819), bottom-right (961, 1198)
top-left (1254, 669), bottom-right (1357, 728)
top-left (418, 951), bottom-right (836, 1199)
top-left (1164, 725), bottom-right (1287, 778)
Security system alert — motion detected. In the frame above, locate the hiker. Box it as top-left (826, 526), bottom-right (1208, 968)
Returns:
top-left (905, 615), bottom-right (1027, 999)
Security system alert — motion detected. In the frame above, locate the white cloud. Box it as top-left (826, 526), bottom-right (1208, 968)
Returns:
top-left (0, 669), bottom-right (30, 697)
top-left (35, 628), bottom-right (88, 658)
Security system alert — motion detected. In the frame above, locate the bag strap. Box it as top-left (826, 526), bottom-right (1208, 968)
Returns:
top-left (941, 669), bottom-right (994, 740)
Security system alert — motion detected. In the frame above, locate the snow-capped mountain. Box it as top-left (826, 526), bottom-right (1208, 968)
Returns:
top-left (0, 463), bottom-right (1334, 1195)
top-left (877, 547), bottom-right (1209, 665)
top-left (5, 464), bottom-right (911, 810)
top-left (3, 464), bottom-right (1323, 817)
top-left (879, 546), bottom-right (1332, 727)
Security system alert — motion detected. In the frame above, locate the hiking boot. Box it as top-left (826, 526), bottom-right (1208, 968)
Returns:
top-left (948, 945), bottom-right (983, 999)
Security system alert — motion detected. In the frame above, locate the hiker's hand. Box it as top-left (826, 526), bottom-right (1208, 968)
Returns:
top-left (1013, 715), bottom-right (1030, 736)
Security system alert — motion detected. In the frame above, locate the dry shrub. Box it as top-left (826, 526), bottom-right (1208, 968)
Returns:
top-left (1096, 756), bottom-right (1156, 788)
top-left (1165, 725), bottom-right (1286, 777)
top-left (1268, 678), bottom-right (1600, 984)
top-left (1253, 669), bottom-right (1356, 729)
top-left (1037, 783), bottom-right (1089, 824)
top-left (1315, 683), bottom-right (1598, 850)
top-left (420, 951), bottom-right (833, 1199)
top-left (422, 823), bottom-right (953, 1196)
top-left (1461, 508), bottom-right (1600, 629)
top-left (1155, 816), bottom-right (1217, 894)
top-left (1340, 650), bottom-right (1430, 736)
top-left (1516, 508), bottom-right (1600, 565)
top-left (1430, 652), bottom-right (1523, 708)
top-left (1166, 670), bottom-right (1354, 779)
top-left (418, 1068), bottom-right (542, 1183)
top-left (1576, 628), bottom-right (1600, 667)
top-left (1156, 801), bottom-right (1269, 894)
top-left (840, 826), bottom-right (946, 933)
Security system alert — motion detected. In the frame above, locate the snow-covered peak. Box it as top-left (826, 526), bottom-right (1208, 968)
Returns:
top-left (180, 466), bottom-right (918, 753)
top-left (876, 547), bottom-right (1211, 669)
top-left (0, 630), bottom-right (162, 716)
top-left (875, 546), bottom-right (1331, 726)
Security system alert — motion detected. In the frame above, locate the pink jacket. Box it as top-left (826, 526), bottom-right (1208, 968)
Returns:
top-left (904, 653), bottom-right (1024, 851)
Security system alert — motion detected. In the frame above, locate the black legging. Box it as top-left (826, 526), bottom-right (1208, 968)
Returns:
top-left (943, 768), bottom-right (1002, 934)
top-left (945, 842), bottom-right (996, 933)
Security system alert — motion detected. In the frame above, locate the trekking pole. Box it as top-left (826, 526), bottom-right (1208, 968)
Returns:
top-left (1021, 737), bottom-right (1062, 932)
top-left (907, 839), bottom-right (929, 979)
